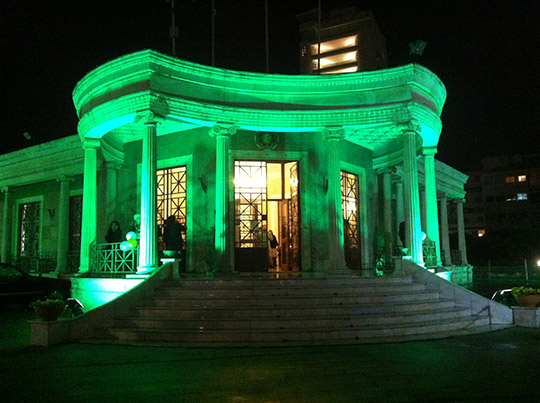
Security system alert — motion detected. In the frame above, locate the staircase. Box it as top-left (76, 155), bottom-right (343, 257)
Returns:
top-left (95, 274), bottom-right (495, 346)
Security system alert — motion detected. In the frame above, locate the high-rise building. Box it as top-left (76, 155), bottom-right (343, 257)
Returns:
top-left (463, 154), bottom-right (540, 237)
top-left (298, 7), bottom-right (387, 75)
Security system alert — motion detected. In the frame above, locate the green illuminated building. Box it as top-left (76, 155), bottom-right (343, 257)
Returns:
top-left (0, 49), bottom-right (470, 282)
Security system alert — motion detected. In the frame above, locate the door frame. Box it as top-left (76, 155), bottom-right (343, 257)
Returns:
top-left (231, 150), bottom-right (310, 271)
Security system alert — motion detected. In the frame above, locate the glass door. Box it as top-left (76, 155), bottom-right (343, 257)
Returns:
top-left (234, 161), bottom-right (268, 271)
top-left (234, 160), bottom-right (300, 272)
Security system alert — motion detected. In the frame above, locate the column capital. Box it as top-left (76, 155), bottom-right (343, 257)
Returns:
top-left (454, 198), bottom-right (466, 204)
top-left (56, 175), bottom-right (74, 184)
top-left (422, 146), bottom-right (437, 157)
top-left (399, 120), bottom-right (421, 134)
top-left (134, 110), bottom-right (164, 125)
top-left (209, 123), bottom-right (237, 138)
top-left (104, 161), bottom-right (123, 170)
top-left (323, 126), bottom-right (345, 141)
top-left (1, 186), bottom-right (12, 194)
top-left (82, 138), bottom-right (100, 149)
top-left (376, 166), bottom-right (397, 176)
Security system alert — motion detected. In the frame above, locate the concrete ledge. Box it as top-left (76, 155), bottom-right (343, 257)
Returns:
top-left (30, 319), bottom-right (70, 346)
top-left (513, 307), bottom-right (540, 328)
top-left (72, 277), bottom-right (145, 311)
top-left (69, 262), bottom-right (174, 342)
top-left (402, 260), bottom-right (513, 326)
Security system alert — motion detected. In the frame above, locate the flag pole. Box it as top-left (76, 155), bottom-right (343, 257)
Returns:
top-left (212, 0), bottom-right (216, 66)
top-left (317, 0), bottom-right (321, 73)
top-left (265, 0), bottom-right (269, 73)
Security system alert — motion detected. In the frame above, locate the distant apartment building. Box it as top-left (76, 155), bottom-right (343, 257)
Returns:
top-left (462, 154), bottom-right (540, 237)
top-left (297, 7), bottom-right (387, 74)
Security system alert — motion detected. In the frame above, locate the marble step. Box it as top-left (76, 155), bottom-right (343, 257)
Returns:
top-left (131, 299), bottom-right (457, 319)
top-left (145, 290), bottom-right (442, 308)
top-left (114, 307), bottom-right (474, 331)
top-left (102, 315), bottom-right (491, 345)
top-left (157, 282), bottom-right (426, 298)
top-left (165, 276), bottom-right (414, 289)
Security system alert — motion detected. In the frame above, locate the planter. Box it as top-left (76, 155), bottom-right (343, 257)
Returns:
top-left (30, 319), bottom-right (70, 346)
top-left (520, 295), bottom-right (540, 308)
top-left (163, 250), bottom-right (180, 258)
top-left (33, 302), bottom-right (66, 322)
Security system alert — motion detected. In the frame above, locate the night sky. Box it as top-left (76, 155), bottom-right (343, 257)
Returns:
top-left (1, 0), bottom-right (538, 172)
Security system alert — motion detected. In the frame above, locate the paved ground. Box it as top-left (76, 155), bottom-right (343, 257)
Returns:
top-left (2, 305), bottom-right (540, 403)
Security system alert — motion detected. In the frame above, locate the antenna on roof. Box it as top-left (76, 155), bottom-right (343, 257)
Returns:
top-left (212, 0), bottom-right (216, 66)
top-left (317, 0), bottom-right (322, 74)
top-left (167, 0), bottom-right (179, 56)
top-left (265, 0), bottom-right (269, 73)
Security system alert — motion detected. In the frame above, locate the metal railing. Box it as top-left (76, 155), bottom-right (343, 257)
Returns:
top-left (15, 253), bottom-right (57, 274)
top-left (450, 250), bottom-right (464, 266)
top-left (92, 242), bottom-right (139, 274)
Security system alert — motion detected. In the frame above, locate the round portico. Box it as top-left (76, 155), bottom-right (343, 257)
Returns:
top-left (72, 49), bottom-right (446, 275)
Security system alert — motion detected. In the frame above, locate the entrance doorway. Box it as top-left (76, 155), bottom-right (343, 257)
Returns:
top-left (234, 160), bottom-right (300, 272)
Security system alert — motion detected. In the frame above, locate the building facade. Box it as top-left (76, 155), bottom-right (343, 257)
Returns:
top-left (459, 154), bottom-right (540, 264)
top-left (463, 154), bottom-right (540, 236)
top-left (0, 50), bottom-right (471, 283)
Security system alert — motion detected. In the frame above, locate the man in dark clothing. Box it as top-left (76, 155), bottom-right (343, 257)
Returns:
top-left (162, 215), bottom-right (187, 272)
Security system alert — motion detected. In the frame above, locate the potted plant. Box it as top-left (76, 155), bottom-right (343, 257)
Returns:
top-left (511, 286), bottom-right (540, 308)
top-left (30, 291), bottom-right (66, 321)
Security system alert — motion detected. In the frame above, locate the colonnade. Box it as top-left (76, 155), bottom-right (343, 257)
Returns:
top-left (72, 118), bottom-right (469, 275)
top-left (377, 147), bottom-right (469, 267)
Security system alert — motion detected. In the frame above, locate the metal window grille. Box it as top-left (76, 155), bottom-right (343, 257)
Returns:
top-left (18, 202), bottom-right (40, 257)
top-left (157, 166), bottom-right (187, 226)
top-left (69, 195), bottom-right (82, 252)
top-left (341, 171), bottom-right (360, 249)
top-left (234, 161), bottom-right (267, 248)
top-left (288, 163), bottom-right (300, 268)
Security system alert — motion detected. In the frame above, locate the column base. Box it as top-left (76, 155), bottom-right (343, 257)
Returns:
top-left (136, 265), bottom-right (157, 275)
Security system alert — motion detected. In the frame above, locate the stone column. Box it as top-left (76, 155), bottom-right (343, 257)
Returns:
top-left (55, 176), bottom-right (72, 275)
top-left (79, 138), bottom-right (100, 273)
top-left (379, 168), bottom-right (395, 261)
top-left (209, 123), bottom-right (236, 271)
top-left (423, 147), bottom-right (442, 266)
top-left (456, 198), bottom-right (468, 266)
top-left (105, 162), bottom-right (120, 224)
top-left (438, 194), bottom-right (451, 266)
top-left (394, 176), bottom-right (404, 247)
top-left (402, 127), bottom-right (423, 265)
top-left (1, 187), bottom-right (13, 262)
top-left (420, 190), bottom-right (427, 233)
top-left (324, 127), bottom-right (348, 274)
top-left (135, 111), bottom-right (161, 274)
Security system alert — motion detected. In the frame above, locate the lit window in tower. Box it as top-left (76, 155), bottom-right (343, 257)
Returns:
top-left (310, 35), bottom-right (358, 55)
top-left (317, 51), bottom-right (357, 69)
top-left (321, 66), bottom-right (358, 74)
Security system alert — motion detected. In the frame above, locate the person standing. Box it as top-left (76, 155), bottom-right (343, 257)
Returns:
top-left (163, 215), bottom-right (187, 271)
top-left (268, 229), bottom-right (279, 269)
top-left (105, 220), bottom-right (123, 243)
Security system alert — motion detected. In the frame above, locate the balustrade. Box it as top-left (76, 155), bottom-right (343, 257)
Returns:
top-left (91, 243), bottom-right (139, 274)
